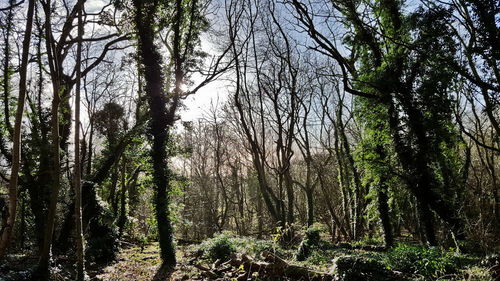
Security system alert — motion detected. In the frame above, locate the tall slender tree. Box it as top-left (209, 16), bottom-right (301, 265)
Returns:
top-left (132, 0), bottom-right (228, 270)
top-left (1, 0), bottom-right (15, 137)
top-left (0, 0), bottom-right (35, 257)
top-left (132, 0), bottom-right (177, 269)
top-left (38, 0), bottom-right (64, 273)
top-left (74, 3), bottom-right (85, 280)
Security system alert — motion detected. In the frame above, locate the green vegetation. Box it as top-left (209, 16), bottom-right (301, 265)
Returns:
top-left (198, 233), bottom-right (237, 261)
top-left (196, 232), bottom-right (289, 261)
top-left (333, 256), bottom-right (397, 281)
top-left (385, 244), bottom-right (464, 280)
top-left (185, 230), bottom-right (494, 280)
top-left (296, 224), bottom-right (323, 261)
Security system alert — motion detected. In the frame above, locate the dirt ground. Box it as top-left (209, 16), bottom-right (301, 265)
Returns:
top-left (93, 243), bottom-right (204, 281)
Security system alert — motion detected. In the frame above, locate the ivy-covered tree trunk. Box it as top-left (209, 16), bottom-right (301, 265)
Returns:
top-left (376, 182), bottom-right (393, 248)
top-left (117, 157), bottom-right (128, 237)
top-left (109, 164), bottom-right (120, 217)
top-left (2, 0), bottom-right (14, 136)
top-left (133, 0), bottom-right (176, 268)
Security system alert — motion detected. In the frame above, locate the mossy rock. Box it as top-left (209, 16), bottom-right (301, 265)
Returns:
top-left (332, 256), bottom-right (402, 281)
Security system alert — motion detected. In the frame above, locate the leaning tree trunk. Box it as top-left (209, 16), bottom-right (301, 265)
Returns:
top-left (0, 0), bottom-right (35, 257)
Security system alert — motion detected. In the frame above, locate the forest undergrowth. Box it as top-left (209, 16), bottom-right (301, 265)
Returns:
top-left (2, 229), bottom-right (496, 281)
top-left (88, 231), bottom-right (499, 281)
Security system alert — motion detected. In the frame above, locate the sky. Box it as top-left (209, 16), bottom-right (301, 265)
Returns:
top-left (179, 77), bottom-right (230, 122)
top-left (86, 0), bottom-right (105, 11)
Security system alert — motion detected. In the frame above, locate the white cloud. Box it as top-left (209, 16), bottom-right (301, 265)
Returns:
top-left (85, 0), bottom-right (106, 13)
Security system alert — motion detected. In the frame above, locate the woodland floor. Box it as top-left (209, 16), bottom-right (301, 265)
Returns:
top-left (89, 240), bottom-right (495, 281)
top-left (92, 243), bottom-right (201, 281)
top-left (91, 242), bottom-right (308, 280)
top-left (0, 238), bottom-right (496, 281)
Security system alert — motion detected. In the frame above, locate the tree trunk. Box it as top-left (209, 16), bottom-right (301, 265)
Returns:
top-left (19, 192), bottom-right (26, 249)
top-left (133, 0), bottom-right (176, 267)
top-left (416, 200), bottom-right (437, 246)
top-left (306, 188), bottom-right (314, 227)
top-left (377, 186), bottom-right (393, 248)
top-left (117, 157), bottom-right (127, 237)
top-left (86, 122), bottom-right (94, 175)
top-left (284, 173), bottom-right (294, 226)
top-left (2, 0), bottom-right (14, 136)
top-left (74, 5), bottom-right (85, 279)
top-left (39, 0), bottom-right (63, 274)
top-left (109, 164), bottom-right (119, 217)
top-left (387, 99), bottom-right (439, 245)
top-left (257, 190), bottom-right (264, 239)
top-left (337, 104), bottom-right (364, 240)
top-left (23, 21), bottom-right (51, 251)
top-left (0, 0), bottom-right (35, 257)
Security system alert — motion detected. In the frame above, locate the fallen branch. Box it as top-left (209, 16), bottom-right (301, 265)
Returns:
top-left (230, 251), bottom-right (333, 281)
top-left (193, 263), bottom-right (218, 279)
top-left (141, 256), bottom-right (156, 261)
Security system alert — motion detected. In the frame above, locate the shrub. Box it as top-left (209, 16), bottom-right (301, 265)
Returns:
top-left (384, 243), bottom-right (458, 280)
top-left (86, 222), bottom-right (118, 264)
top-left (304, 224), bottom-right (322, 245)
top-left (251, 239), bottom-right (286, 257)
top-left (352, 236), bottom-right (384, 247)
top-left (195, 233), bottom-right (291, 262)
top-left (200, 233), bottom-right (236, 261)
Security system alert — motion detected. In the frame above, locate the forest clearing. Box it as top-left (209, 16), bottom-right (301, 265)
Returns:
top-left (0, 0), bottom-right (498, 280)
